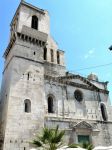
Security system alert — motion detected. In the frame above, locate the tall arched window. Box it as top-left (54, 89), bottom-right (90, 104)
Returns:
top-left (51, 49), bottom-right (54, 62)
top-left (100, 103), bottom-right (108, 121)
top-left (57, 51), bottom-right (60, 64)
top-left (44, 47), bottom-right (47, 60)
top-left (24, 99), bottom-right (31, 113)
top-left (27, 72), bottom-right (31, 80)
top-left (48, 96), bottom-right (54, 113)
top-left (31, 16), bottom-right (38, 30)
top-left (27, 72), bottom-right (30, 80)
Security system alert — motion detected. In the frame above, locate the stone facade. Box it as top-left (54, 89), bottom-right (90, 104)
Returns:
top-left (0, 1), bottom-right (112, 150)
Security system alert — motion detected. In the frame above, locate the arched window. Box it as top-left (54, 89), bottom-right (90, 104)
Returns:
top-left (51, 49), bottom-right (54, 62)
top-left (27, 72), bottom-right (32, 81)
top-left (57, 51), bottom-right (60, 64)
top-left (27, 72), bottom-right (30, 80)
top-left (48, 96), bottom-right (54, 113)
top-left (31, 16), bottom-right (38, 30)
top-left (24, 99), bottom-right (31, 113)
top-left (44, 47), bottom-right (47, 60)
top-left (100, 103), bottom-right (108, 121)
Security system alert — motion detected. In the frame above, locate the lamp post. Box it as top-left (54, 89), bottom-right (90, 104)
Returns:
top-left (109, 45), bottom-right (112, 50)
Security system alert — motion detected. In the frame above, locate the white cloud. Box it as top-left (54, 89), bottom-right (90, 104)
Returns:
top-left (84, 48), bottom-right (95, 59)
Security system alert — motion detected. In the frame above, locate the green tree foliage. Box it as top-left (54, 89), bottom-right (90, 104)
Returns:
top-left (81, 142), bottom-right (94, 150)
top-left (68, 142), bottom-right (94, 150)
top-left (68, 143), bottom-right (79, 148)
top-left (32, 125), bottom-right (65, 150)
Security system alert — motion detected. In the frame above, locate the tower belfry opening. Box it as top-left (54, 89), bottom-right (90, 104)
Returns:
top-left (31, 16), bottom-right (38, 30)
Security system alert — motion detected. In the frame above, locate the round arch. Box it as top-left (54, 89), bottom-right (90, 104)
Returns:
top-left (24, 99), bottom-right (31, 113)
top-left (100, 103), bottom-right (108, 121)
top-left (47, 94), bottom-right (56, 113)
top-left (31, 15), bottom-right (38, 30)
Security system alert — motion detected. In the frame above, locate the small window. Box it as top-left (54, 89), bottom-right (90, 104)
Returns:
top-left (100, 103), bottom-right (108, 121)
top-left (31, 16), bottom-right (38, 30)
top-left (74, 90), bottom-right (83, 102)
top-left (27, 72), bottom-right (32, 80)
top-left (48, 97), bottom-right (54, 113)
top-left (24, 99), bottom-right (31, 113)
top-left (51, 49), bottom-right (54, 62)
top-left (27, 72), bottom-right (30, 80)
top-left (57, 51), bottom-right (60, 64)
top-left (44, 47), bottom-right (47, 60)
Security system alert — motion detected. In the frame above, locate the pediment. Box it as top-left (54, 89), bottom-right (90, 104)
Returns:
top-left (69, 78), bottom-right (88, 86)
top-left (73, 121), bottom-right (93, 130)
top-left (61, 75), bottom-right (98, 90)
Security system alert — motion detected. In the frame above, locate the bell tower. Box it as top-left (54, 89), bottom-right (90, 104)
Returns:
top-left (0, 0), bottom-right (48, 149)
top-left (0, 0), bottom-right (66, 149)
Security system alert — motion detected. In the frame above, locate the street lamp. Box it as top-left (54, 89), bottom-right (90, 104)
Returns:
top-left (109, 45), bottom-right (112, 50)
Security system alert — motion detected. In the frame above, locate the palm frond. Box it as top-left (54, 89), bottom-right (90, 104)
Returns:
top-left (87, 144), bottom-right (94, 150)
top-left (32, 139), bottom-right (42, 147)
top-left (31, 125), bottom-right (65, 150)
top-left (68, 143), bottom-right (79, 148)
top-left (81, 142), bottom-right (94, 150)
top-left (52, 130), bottom-right (65, 143)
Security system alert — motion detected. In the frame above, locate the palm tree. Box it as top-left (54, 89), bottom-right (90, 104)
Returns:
top-left (68, 142), bottom-right (93, 150)
top-left (32, 125), bottom-right (65, 150)
top-left (81, 142), bottom-right (93, 150)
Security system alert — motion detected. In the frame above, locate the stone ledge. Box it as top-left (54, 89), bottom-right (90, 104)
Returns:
top-left (22, 25), bottom-right (48, 42)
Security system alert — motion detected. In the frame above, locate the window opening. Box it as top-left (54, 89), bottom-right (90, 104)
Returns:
top-left (44, 47), bottom-right (47, 60)
top-left (51, 49), bottom-right (54, 62)
top-left (25, 36), bottom-right (28, 41)
top-left (57, 51), bottom-right (60, 64)
top-left (27, 72), bottom-right (30, 80)
top-left (31, 16), bottom-right (38, 30)
top-left (100, 103), bottom-right (108, 121)
top-left (39, 41), bottom-right (41, 45)
top-left (78, 135), bottom-right (90, 144)
top-left (24, 99), bottom-right (31, 113)
top-left (48, 97), bottom-right (53, 113)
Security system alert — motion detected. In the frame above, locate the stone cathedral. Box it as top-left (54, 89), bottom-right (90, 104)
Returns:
top-left (0, 1), bottom-right (112, 150)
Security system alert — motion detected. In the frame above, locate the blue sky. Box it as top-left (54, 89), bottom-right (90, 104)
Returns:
top-left (0, 0), bottom-right (112, 102)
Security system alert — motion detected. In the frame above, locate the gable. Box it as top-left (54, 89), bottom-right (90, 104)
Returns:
top-left (69, 78), bottom-right (89, 86)
top-left (61, 75), bottom-right (98, 90)
top-left (73, 121), bottom-right (93, 130)
top-left (89, 80), bottom-right (106, 90)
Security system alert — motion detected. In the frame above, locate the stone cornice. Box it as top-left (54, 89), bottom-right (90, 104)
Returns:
top-left (21, 25), bottom-right (48, 42)
top-left (21, 1), bottom-right (45, 15)
top-left (3, 34), bottom-right (16, 59)
top-left (96, 120), bottom-right (112, 124)
top-left (4, 32), bottom-right (47, 59)
top-left (44, 75), bottom-right (109, 94)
